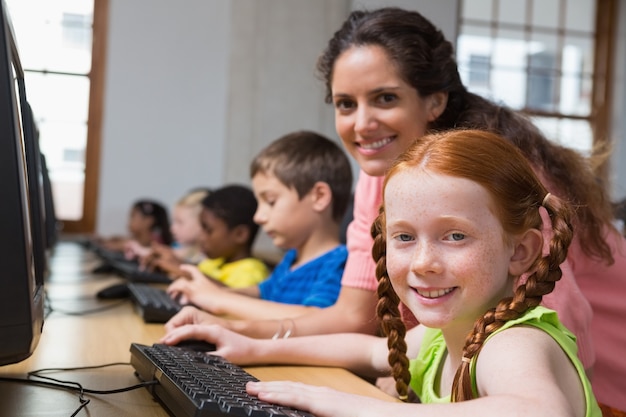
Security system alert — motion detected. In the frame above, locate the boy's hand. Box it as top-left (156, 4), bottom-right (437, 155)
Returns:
top-left (163, 305), bottom-right (222, 332)
top-left (166, 264), bottom-right (222, 307)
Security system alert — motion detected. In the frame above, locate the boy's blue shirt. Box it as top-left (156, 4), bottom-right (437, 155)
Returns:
top-left (258, 246), bottom-right (347, 307)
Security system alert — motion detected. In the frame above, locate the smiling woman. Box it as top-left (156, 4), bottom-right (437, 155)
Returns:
top-left (329, 44), bottom-right (446, 177)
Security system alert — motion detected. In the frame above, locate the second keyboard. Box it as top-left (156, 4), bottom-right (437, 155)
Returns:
top-left (127, 282), bottom-right (182, 323)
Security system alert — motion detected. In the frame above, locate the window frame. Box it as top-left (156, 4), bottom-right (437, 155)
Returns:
top-left (456, 0), bottom-right (617, 181)
top-left (60, 0), bottom-right (108, 234)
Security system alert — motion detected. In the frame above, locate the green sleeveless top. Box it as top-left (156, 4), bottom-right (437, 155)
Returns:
top-left (408, 306), bottom-right (601, 416)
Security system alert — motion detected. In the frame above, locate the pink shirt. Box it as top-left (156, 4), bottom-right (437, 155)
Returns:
top-left (570, 230), bottom-right (626, 411)
top-left (341, 171), bottom-right (381, 291)
top-left (342, 170), bottom-right (594, 368)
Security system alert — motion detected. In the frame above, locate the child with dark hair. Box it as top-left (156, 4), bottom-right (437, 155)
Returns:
top-left (129, 200), bottom-right (174, 246)
top-left (162, 130), bottom-right (602, 417)
top-left (128, 189), bottom-right (211, 274)
top-left (165, 131), bottom-right (352, 322)
top-left (95, 199), bottom-right (173, 253)
top-left (167, 184), bottom-right (269, 296)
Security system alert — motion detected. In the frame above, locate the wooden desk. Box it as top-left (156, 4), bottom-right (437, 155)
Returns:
top-left (0, 241), bottom-right (395, 416)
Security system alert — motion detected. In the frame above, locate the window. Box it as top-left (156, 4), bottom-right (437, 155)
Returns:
top-left (6, 0), bottom-right (106, 233)
top-left (457, 0), bottom-right (616, 157)
top-left (468, 54), bottom-right (491, 87)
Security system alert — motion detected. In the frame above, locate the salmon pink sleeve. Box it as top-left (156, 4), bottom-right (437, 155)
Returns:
top-left (340, 171), bottom-right (383, 291)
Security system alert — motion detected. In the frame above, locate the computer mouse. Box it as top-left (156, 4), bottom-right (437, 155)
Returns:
top-left (96, 283), bottom-right (131, 299)
top-left (174, 339), bottom-right (217, 352)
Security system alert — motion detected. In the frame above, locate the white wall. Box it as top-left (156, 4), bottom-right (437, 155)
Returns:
top-left (224, 0), bottom-right (350, 185)
top-left (98, 0), bottom-right (231, 232)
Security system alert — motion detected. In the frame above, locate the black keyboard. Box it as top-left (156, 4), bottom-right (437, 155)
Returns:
top-left (127, 283), bottom-right (182, 323)
top-left (93, 258), bottom-right (173, 284)
top-left (130, 343), bottom-right (315, 417)
top-left (114, 260), bottom-right (173, 284)
top-left (90, 244), bottom-right (128, 262)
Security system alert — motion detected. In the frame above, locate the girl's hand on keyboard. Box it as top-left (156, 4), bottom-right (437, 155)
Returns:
top-left (246, 380), bottom-right (400, 417)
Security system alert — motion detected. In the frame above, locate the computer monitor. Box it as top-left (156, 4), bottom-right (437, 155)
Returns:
top-left (0, 0), bottom-right (46, 366)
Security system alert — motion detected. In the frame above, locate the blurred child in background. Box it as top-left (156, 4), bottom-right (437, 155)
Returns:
top-left (168, 184), bottom-right (270, 295)
top-left (130, 189), bottom-right (210, 274)
top-left (169, 189), bottom-right (210, 263)
top-left (94, 199), bottom-right (173, 253)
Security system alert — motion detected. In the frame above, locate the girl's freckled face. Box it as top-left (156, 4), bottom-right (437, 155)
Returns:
top-left (384, 168), bottom-right (516, 331)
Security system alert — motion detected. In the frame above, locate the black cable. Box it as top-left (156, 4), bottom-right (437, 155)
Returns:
top-left (0, 371), bottom-right (157, 394)
top-left (0, 362), bottom-right (158, 417)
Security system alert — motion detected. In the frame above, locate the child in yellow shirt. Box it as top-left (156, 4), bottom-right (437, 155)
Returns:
top-left (175, 184), bottom-right (269, 290)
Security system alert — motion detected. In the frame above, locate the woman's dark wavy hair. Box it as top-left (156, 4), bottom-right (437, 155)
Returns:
top-left (372, 129), bottom-right (574, 401)
top-left (317, 6), bottom-right (615, 264)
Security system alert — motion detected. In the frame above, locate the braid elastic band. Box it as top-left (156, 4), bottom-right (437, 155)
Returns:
top-left (461, 356), bottom-right (471, 364)
top-left (538, 205), bottom-right (554, 257)
top-left (542, 192), bottom-right (551, 207)
top-left (398, 394), bottom-right (408, 401)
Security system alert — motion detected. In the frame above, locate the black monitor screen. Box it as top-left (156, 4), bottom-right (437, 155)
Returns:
top-left (0, 0), bottom-right (45, 366)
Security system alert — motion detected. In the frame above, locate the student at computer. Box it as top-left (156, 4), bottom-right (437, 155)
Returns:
top-left (169, 189), bottom-right (211, 264)
top-left (169, 184), bottom-right (269, 290)
top-left (162, 130), bottom-right (601, 417)
top-left (128, 188), bottom-right (210, 273)
top-left (167, 131), bottom-right (352, 320)
top-left (93, 199), bottom-right (173, 253)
